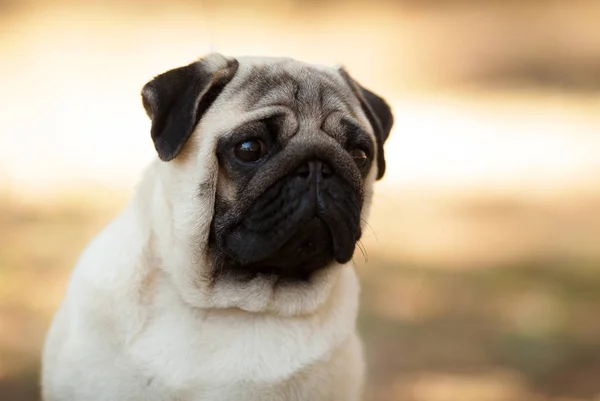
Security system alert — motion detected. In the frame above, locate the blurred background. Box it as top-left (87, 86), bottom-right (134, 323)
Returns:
top-left (1, 0), bottom-right (600, 400)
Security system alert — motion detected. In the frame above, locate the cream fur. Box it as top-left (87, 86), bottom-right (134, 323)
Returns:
top-left (41, 54), bottom-right (380, 401)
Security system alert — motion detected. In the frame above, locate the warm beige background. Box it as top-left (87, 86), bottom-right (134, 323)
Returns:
top-left (1, 1), bottom-right (600, 400)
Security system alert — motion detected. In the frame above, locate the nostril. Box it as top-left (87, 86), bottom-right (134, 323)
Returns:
top-left (296, 163), bottom-right (310, 178)
top-left (295, 160), bottom-right (333, 180)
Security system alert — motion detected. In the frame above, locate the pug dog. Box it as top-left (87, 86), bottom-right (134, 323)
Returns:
top-left (41, 53), bottom-right (393, 401)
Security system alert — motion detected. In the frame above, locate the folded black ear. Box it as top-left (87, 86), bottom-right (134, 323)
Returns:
top-left (141, 55), bottom-right (239, 161)
top-left (338, 68), bottom-right (394, 180)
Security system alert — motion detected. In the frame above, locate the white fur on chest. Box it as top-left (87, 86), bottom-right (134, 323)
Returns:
top-left (128, 266), bottom-right (359, 393)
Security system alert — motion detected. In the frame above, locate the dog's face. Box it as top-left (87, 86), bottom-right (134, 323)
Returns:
top-left (141, 54), bottom-right (393, 315)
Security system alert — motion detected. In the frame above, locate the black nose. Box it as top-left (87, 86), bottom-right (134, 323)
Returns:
top-left (295, 160), bottom-right (333, 181)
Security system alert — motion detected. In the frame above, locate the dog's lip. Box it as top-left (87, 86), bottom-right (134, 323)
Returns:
top-left (229, 216), bottom-right (336, 278)
top-left (226, 211), bottom-right (321, 264)
top-left (225, 207), bottom-right (317, 266)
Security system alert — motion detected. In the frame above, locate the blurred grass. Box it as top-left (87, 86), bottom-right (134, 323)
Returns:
top-left (357, 257), bottom-right (600, 400)
top-left (1, 191), bottom-right (600, 401)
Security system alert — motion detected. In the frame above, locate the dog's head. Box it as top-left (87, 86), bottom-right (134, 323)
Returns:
top-left (141, 54), bottom-right (393, 315)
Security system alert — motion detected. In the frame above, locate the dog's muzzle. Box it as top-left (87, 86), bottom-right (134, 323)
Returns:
top-left (224, 158), bottom-right (362, 280)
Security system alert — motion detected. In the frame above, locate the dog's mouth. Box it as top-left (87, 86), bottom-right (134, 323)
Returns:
top-left (229, 217), bottom-right (335, 281)
top-left (223, 200), bottom-right (361, 281)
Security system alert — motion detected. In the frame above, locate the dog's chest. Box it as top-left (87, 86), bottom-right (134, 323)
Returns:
top-left (126, 283), bottom-right (346, 399)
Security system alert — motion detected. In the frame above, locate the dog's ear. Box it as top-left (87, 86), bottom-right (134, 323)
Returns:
top-left (338, 68), bottom-right (394, 180)
top-left (141, 54), bottom-right (239, 161)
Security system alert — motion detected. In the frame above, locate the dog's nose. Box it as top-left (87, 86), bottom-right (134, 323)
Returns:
top-left (295, 160), bottom-right (333, 181)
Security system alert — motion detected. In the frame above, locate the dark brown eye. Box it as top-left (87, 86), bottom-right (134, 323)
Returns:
top-left (234, 139), bottom-right (266, 163)
top-left (350, 148), bottom-right (368, 168)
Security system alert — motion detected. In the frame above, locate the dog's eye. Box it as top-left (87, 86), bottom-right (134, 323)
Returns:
top-left (234, 139), bottom-right (266, 163)
top-left (350, 149), bottom-right (368, 168)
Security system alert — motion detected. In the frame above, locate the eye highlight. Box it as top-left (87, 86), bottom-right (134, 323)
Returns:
top-left (350, 148), bottom-right (368, 169)
top-left (234, 139), bottom-right (266, 163)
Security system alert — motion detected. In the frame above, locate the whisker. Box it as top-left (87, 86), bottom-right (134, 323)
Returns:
top-left (356, 240), bottom-right (368, 263)
top-left (360, 218), bottom-right (378, 242)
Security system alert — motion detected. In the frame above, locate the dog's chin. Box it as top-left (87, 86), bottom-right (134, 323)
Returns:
top-left (225, 217), bottom-right (340, 282)
top-left (219, 211), bottom-right (361, 283)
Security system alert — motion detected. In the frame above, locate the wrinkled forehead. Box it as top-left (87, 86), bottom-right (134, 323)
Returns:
top-left (223, 59), bottom-right (366, 126)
